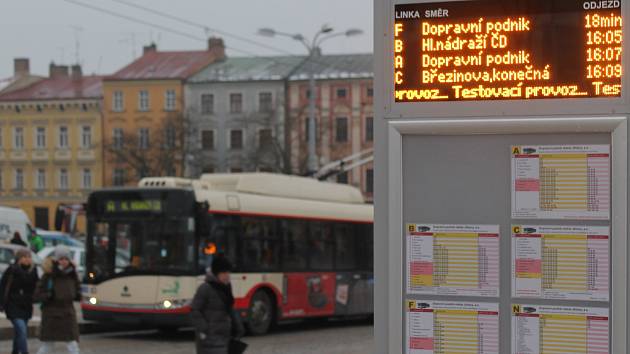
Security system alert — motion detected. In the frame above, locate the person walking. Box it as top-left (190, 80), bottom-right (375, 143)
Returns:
top-left (34, 247), bottom-right (81, 354)
top-left (0, 248), bottom-right (39, 354)
top-left (28, 231), bottom-right (44, 253)
top-left (10, 232), bottom-right (27, 247)
top-left (191, 256), bottom-right (246, 354)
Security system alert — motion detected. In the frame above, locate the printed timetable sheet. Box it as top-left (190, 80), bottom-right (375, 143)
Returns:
top-left (512, 225), bottom-right (610, 301)
top-left (406, 224), bottom-right (499, 297)
top-left (407, 301), bottom-right (499, 354)
top-left (511, 145), bottom-right (610, 220)
top-left (512, 305), bottom-right (609, 354)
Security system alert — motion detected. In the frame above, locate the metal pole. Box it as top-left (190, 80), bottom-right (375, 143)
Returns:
top-left (307, 49), bottom-right (318, 174)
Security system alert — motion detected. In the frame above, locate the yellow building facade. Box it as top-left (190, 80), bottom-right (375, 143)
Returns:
top-left (102, 41), bottom-right (225, 186)
top-left (0, 64), bottom-right (103, 233)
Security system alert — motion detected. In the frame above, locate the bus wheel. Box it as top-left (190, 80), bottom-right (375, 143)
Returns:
top-left (246, 290), bottom-right (274, 335)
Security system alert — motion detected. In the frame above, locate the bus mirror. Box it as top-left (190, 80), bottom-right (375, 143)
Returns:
top-left (197, 202), bottom-right (210, 236)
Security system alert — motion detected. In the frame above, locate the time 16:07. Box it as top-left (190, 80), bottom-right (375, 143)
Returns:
top-left (586, 47), bottom-right (623, 62)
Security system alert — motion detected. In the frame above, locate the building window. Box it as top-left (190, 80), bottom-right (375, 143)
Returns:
top-left (367, 87), bottom-right (374, 97)
top-left (230, 130), bottom-right (243, 150)
top-left (201, 130), bottom-right (214, 150)
top-left (305, 118), bottom-right (317, 142)
top-left (81, 126), bottom-right (92, 148)
top-left (82, 169), bottom-right (92, 189)
top-left (230, 167), bottom-right (243, 173)
top-left (164, 125), bottom-right (176, 149)
top-left (165, 89), bottom-right (176, 111)
top-left (113, 169), bottom-right (125, 186)
top-left (202, 166), bottom-right (215, 174)
top-left (0, 171), bottom-right (3, 190)
top-left (36, 169), bottom-right (46, 190)
top-left (35, 127), bottom-right (46, 149)
top-left (365, 116), bottom-right (374, 142)
top-left (113, 91), bottom-right (124, 112)
top-left (259, 129), bottom-right (272, 148)
top-left (112, 128), bottom-right (123, 149)
top-left (201, 94), bottom-right (214, 114)
top-left (59, 168), bottom-right (69, 190)
top-left (366, 168), bottom-right (374, 193)
top-left (13, 127), bottom-right (24, 150)
top-left (138, 128), bottom-right (150, 149)
top-left (58, 126), bottom-right (69, 149)
top-left (335, 117), bottom-right (348, 143)
top-left (336, 88), bottom-right (347, 98)
top-left (230, 93), bottom-right (243, 114)
top-left (337, 171), bottom-right (349, 184)
top-left (14, 169), bottom-right (24, 190)
top-left (259, 92), bottom-right (273, 113)
top-left (0, 127), bottom-right (3, 149)
top-left (138, 90), bottom-right (149, 111)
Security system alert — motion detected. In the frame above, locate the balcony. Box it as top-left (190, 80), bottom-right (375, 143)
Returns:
top-left (9, 150), bottom-right (28, 162)
top-left (31, 150), bottom-right (49, 162)
top-left (54, 149), bottom-right (72, 161)
top-left (77, 149), bottom-right (96, 162)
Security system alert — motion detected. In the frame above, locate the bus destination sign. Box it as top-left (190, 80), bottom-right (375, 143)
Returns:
top-left (394, 0), bottom-right (623, 102)
top-left (105, 200), bottom-right (163, 213)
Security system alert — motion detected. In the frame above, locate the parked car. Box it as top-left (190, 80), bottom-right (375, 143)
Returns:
top-left (0, 206), bottom-right (34, 244)
top-left (35, 229), bottom-right (84, 248)
top-left (0, 244), bottom-right (43, 275)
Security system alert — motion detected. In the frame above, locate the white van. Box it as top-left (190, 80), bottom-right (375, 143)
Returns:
top-left (0, 206), bottom-right (33, 243)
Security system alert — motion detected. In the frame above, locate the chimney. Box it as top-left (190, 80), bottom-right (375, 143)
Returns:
top-left (207, 37), bottom-right (226, 60)
top-left (14, 58), bottom-right (30, 78)
top-left (71, 64), bottom-right (82, 80)
top-left (49, 62), bottom-right (69, 79)
top-left (143, 43), bottom-right (157, 55)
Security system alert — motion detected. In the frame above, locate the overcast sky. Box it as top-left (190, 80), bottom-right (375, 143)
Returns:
top-left (0, 0), bottom-right (373, 79)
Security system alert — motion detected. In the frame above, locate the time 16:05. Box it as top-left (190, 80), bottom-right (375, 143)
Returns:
top-left (586, 47), bottom-right (623, 62)
top-left (586, 64), bottom-right (623, 79)
top-left (587, 30), bottom-right (623, 45)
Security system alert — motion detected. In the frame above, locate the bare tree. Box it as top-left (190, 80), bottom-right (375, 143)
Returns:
top-left (105, 112), bottom-right (202, 184)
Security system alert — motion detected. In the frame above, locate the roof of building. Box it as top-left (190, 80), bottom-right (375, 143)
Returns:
top-left (289, 53), bottom-right (373, 81)
top-left (188, 56), bottom-right (306, 83)
top-left (0, 75), bottom-right (45, 94)
top-left (0, 75), bottom-right (103, 101)
top-left (108, 50), bottom-right (220, 81)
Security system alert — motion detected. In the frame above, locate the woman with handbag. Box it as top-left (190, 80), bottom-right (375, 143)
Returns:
top-left (34, 246), bottom-right (81, 354)
top-left (0, 248), bottom-right (39, 354)
top-left (191, 256), bottom-right (247, 354)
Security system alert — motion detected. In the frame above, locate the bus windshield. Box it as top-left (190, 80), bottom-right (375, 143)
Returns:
top-left (86, 189), bottom-right (198, 282)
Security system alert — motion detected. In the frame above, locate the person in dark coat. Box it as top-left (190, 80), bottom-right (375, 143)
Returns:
top-left (10, 232), bottom-right (27, 247)
top-left (191, 256), bottom-right (245, 354)
top-left (34, 246), bottom-right (81, 354)
top-left (0, 248), bottom-right (39, 354)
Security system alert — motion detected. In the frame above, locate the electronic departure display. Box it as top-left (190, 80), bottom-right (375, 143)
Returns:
top-left (394, 0), bottom-right (623, 102)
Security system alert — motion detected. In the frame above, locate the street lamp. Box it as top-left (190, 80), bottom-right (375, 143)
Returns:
top-left (258, 25), bottom-right (363, 175)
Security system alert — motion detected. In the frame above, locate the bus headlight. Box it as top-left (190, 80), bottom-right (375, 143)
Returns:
top-left (89, 297), bottom-right (98, 305)
top-left (163, 300), bottom-right (172, 309)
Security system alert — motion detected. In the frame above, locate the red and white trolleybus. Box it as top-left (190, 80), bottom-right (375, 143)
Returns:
top-left (81, 173), bottom-right (374, 334)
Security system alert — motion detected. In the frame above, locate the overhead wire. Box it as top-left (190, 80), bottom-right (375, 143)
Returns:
top-left (63, 0), bottom-right (362, 76)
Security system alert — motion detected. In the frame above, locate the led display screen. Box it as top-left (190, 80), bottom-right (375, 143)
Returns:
top-left (394, 0), bottom-right (623, 102)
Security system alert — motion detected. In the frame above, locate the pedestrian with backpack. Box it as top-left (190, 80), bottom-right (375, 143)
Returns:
top-left (34, 247), bottom-right (81, 354)
top-left (0, 248), bottom-right (39, 354)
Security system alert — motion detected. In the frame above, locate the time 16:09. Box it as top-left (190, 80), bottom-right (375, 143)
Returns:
top-left (586, 64), bottom-right (623, 79)
top-left (586, 47), bottom-right (623, 62)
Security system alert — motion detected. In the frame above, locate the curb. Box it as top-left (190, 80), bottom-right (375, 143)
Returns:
top-left (0, 322), bottom-right (129, 341)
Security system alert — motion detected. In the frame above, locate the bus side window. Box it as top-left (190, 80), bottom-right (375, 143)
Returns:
top-left (241, 217), bottom-right (280, 271)
top-left (309, 221), bottom-right (334, 271)
top-left (334, 223), bottom-right (357, 271)
top-left (282, 219), bottom-right (308, 271)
